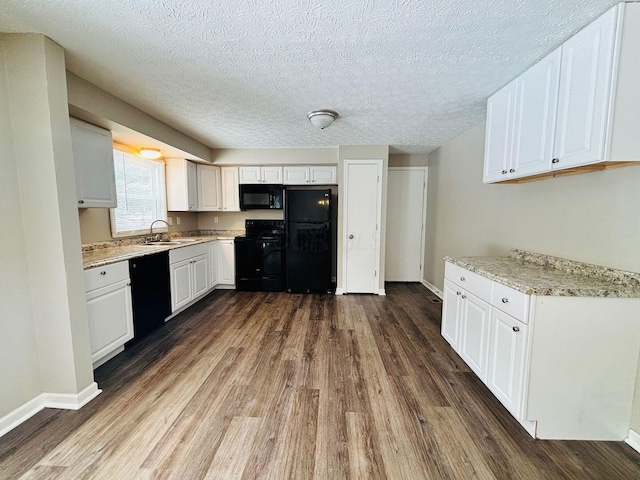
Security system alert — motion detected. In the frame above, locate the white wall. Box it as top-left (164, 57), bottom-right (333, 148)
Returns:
top-left (0, 35), bottom-right (42, 417)
top-left (423, 121), bottom-right (640, 432)
top-left (0, 34), bottom-right (97, 427)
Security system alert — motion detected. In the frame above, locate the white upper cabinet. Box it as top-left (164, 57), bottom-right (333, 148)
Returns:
top-left (553, 6), bottom-right (618, 169)
top-left (239, 166), bottom-right (283, 184)
top-left (70, 117), bottom-right (117, 208)
top-left (283, 165), bottom-right (337, 185)
top-left (484, 3), bottom-right (640, 183)
top-left (166, 159), bottom-right (198, 211)
top-left (197, 164), bottom-right (222, 211)
top-left (221, 166), bottom-right (240, 211)
top-left (483, 82), bottom-right (515, 183)
top-left (511, 48), bottom-right (561, 179)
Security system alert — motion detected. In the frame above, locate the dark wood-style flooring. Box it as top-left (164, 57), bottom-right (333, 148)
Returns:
top-left (1, 284), bottom-right (640, 479)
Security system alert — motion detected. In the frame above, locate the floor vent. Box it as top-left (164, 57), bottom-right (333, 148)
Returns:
top-left (429, 298), bottom-right (442, 304)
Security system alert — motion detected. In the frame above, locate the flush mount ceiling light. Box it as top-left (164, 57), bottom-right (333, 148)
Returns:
top-left (139, 148), bottom-right (162, 159)
top-left (307, 110), bottom-right (338, 129)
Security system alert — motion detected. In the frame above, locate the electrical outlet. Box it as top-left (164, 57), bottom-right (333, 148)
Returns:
top-left (214, 216), bottom-right (219, 224)
top-left (167, 217), bottom-right (173, 226)
top-left (176, 217), bottom-right (181, 225)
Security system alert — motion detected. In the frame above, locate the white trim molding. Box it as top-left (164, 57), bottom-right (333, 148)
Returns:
top-left (377, 289), bottom-right (387, 296)
top-left (334, 287), bottom-right (345, 295)
top-left (625, 428), bottom-right (640, 453)
top-left (421, 279), bottom-right (443, 299)
top-left (0, 382), bottom-right (101, 438)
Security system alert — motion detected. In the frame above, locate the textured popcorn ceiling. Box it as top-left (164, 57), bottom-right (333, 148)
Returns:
top-left (0, 0), bottom-right (625, 154)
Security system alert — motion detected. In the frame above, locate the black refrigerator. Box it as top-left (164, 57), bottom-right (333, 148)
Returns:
top-left (285, 188), bottom-right (332, 293)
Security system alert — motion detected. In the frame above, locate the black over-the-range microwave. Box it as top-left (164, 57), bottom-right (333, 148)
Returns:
top-left (239, 184), bottom-right (284, 210)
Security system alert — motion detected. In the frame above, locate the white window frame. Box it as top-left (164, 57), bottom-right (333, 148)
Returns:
top-left (109, 148), bottom-right (167, 238)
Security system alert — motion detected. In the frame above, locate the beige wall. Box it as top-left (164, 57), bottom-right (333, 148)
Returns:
top-left (338, 145), bottom-right (389, 293)
top-left (211, 147), bottom-right (338, 165)
top-left (199, 210), bottom-right (283, 231)
top-left (0, 34), bottom-right (95, 422)
top-left (423, 121), bottom-right (640, 433)
top-left (389, 153), bottom-right (429, 167)
top-left (79, 208), bottom-right (199, 243)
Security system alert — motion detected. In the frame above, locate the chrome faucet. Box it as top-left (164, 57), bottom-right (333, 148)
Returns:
top-left (149, 219), bottom-right (170, 241)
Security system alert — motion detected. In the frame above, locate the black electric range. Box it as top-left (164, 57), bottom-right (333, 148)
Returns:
top-left (234, 219), bottom-right (285, 291)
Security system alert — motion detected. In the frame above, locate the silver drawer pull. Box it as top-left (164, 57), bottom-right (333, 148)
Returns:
top-left (100, 271), bottom-right (106, 276)
top-left (501, 297), bottom-right (509, 303)
top-left (513, 326), bottom-right (520, 332)
top-left (460, 276), bottom-right (465, 281)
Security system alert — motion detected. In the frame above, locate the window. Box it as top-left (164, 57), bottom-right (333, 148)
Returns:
top-left (109, 148), bottom-right (167, 237)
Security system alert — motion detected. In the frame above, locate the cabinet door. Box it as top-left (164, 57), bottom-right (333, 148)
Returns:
top-left (487, 309), bottom-right (528, 418)
top-left (459, 292), bottom-right (492, 382)
top-left (209, 241), bottom-right (219, 288)
top-left (239, 166), bottom-right (261, 184)
top-left (283, 166), bottom-right (310, 185)
top-left (261, 166), bottom-right (283, 184)
top-left (70, 117), bottom-right (117, 208)
top-left (86, 279), bottom-right (133, 363)
top-left (218, 240), bottom-right (235, 285)
top-left (442, 280), bottom-right (462, 350)
top-left (186, 161), bottom-right (198, 211)
top-left (170, 259), bottom-right (193, 311)
top-left (483, 82), bottom-right (516, 183)
top-left (511, 49), bottom-right (561, 179)
top-left (309, 166), bottom-right (337, 184)
top-left (221, 167), bottom-right (240, 211)
top-left (553, 6), bottom-right (619, 169)
top-left (192, 254), bottom-right (209, 298)
top-left (197, 164), bottom-right (222, 211)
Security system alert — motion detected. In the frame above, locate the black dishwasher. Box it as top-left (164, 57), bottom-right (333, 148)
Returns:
top-left (127, 251), bottom-right (171, 344)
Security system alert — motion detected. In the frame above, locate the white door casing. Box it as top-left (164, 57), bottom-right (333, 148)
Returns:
top-left (385, 167), bottom-right (427, 281)
top-left (343, 160), bottom-right (383, 294)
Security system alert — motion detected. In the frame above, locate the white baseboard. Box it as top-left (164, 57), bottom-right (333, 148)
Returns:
top-left (0, 395), bottom-right (46, 438)
top-left (215, 284), bottom-right (235, 290)
top-left (44, 382), bottom-right (102, 410)
top-left (421, 279), bottom-right (443, 299)
top-left (625, 428), bottom-right (640, 453)
top-left (335, 288), bottom-right (345, 295)
top-left (0, 382), bottom-right (101, 438)
top-left (377, 289), bottom-right (386, 296)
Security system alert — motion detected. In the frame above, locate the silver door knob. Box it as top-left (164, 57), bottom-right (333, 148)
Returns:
top-left (501, 298), bottom-right (509, 303)
top-left (461, 294), bottom-right (466, 299)
top-left (509, 168), bottom-right (515, 173)
top-left (456, 291), bottom-right (461, 296)
top-left (501, 170), bottom-right (507, 174)
top-left (348, 234), bottom-right (354, 239)
top-left (513, 326), bottom-right (520, 332)
top-left (100, 271), bottom-right (106, 275)
top-left (552, 158), bottom-right (560, 164)
top-left (460, 277), bottom-right (465, 281)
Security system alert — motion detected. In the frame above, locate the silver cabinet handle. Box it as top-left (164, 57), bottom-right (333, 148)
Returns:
top-left (501, 170), bottom-right (507, 174)
top-left (513, 326), bottom-right (520, 332)
top-left (456, 291), bottom-right (461, 296)
top-left (461, 294), bottom-right (466, 299)
top-left (460, 276), bottom-right (465, 281)
top-left (552, 158), bottom-right (560, 164)
top-left (501, 297), bottom-right (509, 303)
top-left (348, 234), bottom-right (354, 239)
top-left (100, 271), bottom-right (106, 276)
top-left (78, 199), bottom-right (85, 204)
top-left (509, 168), bottom-right (515, 173)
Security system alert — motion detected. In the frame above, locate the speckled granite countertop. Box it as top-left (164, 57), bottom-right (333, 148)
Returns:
top-left (82, 230), bottom-right (244, 269)
top-left (444, 249), bottom-right (640, 298)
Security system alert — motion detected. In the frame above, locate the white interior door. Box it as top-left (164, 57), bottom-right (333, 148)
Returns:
top-left (343, 160), bottom-right (382, 294)
top-left (385, 167), bottom-right (427, 281)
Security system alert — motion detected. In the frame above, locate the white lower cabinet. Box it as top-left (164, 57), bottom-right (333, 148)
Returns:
top-left (209, 241), bottom-right (219, 288)
top-left (84, 261), bottom-right (133, 368)
top-left (458, 292), bottom-right (491, 382)
top-left (217, 239), bottom-right (235, 285)
top-left (169, 243), bottom-right (209, 312)
top-left (442, 260), bottom-right (640, 440)
top-left (486, 309), bottom-right (528, 419)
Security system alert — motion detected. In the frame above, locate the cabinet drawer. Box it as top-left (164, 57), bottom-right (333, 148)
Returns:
top-left (445, 262), bottom-right (492, 301)
top-left (84, 261), bottom-right (129, 292)
top-left (491, 282), bottom-right (529, 322)
top-left (169, 243), bottom-right (208, 264)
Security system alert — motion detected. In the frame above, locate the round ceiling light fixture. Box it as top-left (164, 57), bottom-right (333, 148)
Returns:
top-left (307, 110), bottom-right (338, 129)
top-left (139, 148), bottom-right (162, 159)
